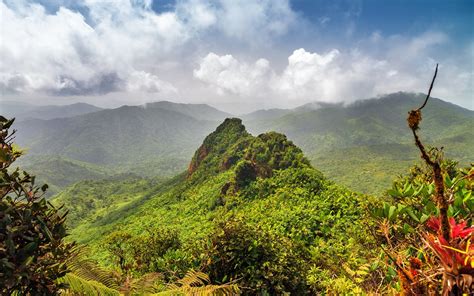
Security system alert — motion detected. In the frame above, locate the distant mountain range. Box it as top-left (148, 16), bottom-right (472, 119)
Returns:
top-left (4, 92), bottom-right (473, 195)
top-left (0, 101), bottom-right (102, 121)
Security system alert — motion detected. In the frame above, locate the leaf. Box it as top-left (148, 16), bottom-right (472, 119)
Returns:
top-left (388, 205), bottom-right (397, 221)
top-left (37, 216), bottom-right (54, 241)
top-left (22, 256), bottom-right (34, 267)
top-left (420, 214), bottom-right (430, 224)
top-left (387, 189), bottom-right (400, 198)
top-left (407, 208), bottom-right (420, 223)
top-left (3, 118), bottom-right (15, 129)
top-left (403, 223), bottom-right (412, 234)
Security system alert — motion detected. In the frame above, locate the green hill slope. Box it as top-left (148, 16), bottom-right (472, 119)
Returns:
top-left (14, 92), bottom-right (472, 195)
top-left (55, 118), bottom-right (375, 293)
top-left (244, 92), bottom-right (473, 193)
top-left (16, 156), bottom-right (111, 196)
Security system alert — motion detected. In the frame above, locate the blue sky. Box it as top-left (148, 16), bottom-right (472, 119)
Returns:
top-left (0, 0), bottom-right (472, 112)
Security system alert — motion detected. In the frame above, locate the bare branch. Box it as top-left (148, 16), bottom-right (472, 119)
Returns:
top-left (417, 63), bottom-right (438, 111)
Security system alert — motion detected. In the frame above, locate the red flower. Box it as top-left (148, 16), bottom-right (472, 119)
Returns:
top-left (426, 216), bottom-right (474, 239)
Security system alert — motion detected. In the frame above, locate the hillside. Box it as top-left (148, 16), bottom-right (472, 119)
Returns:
top-left (15, 156), bottom-right (111, 197)
top-left (244, 92), bottom-right (473, 193)
top-left (54, 118), bottom-right (375, 293)
top-left (12, 92), bottom-right (473, 195)
top-left (15, 105), bottom-right (218, 168)
top-left (144, 101), bottom-right (231, 121)
top-left (0, 101), bottom-right (102, 121)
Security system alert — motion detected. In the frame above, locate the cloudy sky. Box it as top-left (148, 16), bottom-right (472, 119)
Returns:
top-left (0, 0), bottom-right (472, 113)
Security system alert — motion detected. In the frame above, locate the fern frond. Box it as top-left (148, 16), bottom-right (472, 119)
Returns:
top-left (175, 270), bottom-right (209, 288)
top-left (57, 273), bottom-right (120, 296)
top-left (157, 270), bottom-right (240, 295)
top-left (66, 247), bottom-right (120, 289)
top-left (121, 273), bottom-right (162, 295)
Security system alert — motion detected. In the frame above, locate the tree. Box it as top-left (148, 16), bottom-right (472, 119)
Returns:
top-left (0, 116), bottom-right (74, 295)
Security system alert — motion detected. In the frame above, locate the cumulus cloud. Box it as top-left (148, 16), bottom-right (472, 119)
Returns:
top-left (127, 71), bottom-right (177, 94)
top-left (0, 0), bottom-right (297, 97)
top-left (193, 53), bottom-right (273, 96)
top-left (0, 0), bottom-right (471, 110)
top-left (193, 31), bottom-right (473, 106)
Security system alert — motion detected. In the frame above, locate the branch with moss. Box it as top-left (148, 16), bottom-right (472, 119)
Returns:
top-left (406, 63), bottom-right (449, 242)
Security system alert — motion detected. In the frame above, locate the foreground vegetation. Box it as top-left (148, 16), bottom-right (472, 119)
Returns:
top-left (1, 73), bottom-right (473, 294)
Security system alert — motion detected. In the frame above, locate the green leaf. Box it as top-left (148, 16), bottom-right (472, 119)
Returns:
top-left (420, 214), bottom-right (430, 224)
top-left (407, 208), bottom-right (420, 223)
top-left (387, 189), bottom-right (400, 198)
top-left (22, 256), bottom-right (34, 267)
top-left (388, 206), bottom-right (396, 221)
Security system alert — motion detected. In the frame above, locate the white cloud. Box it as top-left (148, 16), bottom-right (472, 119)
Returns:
top-left (127, 71), bottom-right (177, 94)
top-left (0, 1), bottom-right (471, 110)
top-left (193, 53), bottom-right (273, 96)
top-left (193, 32), bottom-right (473, 106)
top-left (0, 0), bottom-right (297, 97)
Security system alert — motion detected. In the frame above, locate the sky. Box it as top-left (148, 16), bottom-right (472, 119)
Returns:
top-left (0, 0), bottom-right (472, 113)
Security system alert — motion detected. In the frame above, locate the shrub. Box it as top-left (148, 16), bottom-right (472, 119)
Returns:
top-left (200, 217), bottom-right (308, 294)
top-left (0, 117), bottom-right (74, 294)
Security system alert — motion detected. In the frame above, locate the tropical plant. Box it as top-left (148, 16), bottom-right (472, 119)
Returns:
top-left (373, 65), bottom-right (474, 294)
top-left (200, 217), bottom-right (308, 294)
top-left (0, 116), bottom-right (74, 295)
top-left (157, 270), bottom-right (240, 296)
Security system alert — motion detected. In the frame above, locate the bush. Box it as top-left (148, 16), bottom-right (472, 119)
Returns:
top-left (200, 217), bottom-right (308, 294)
top-left (234, 160), bottom-right (257, 188)
top-left (0, 117), bottom-right (74, 294)
top-left (104, 227), bottom-right (181, 275)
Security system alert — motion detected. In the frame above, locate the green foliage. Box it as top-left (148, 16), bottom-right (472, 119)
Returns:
top-left (104, 227), bottom-right (182, 276)
top-left (57, 273), bottom-right (120, 296)
top-left (372, 153), bottom-right (474, 293)
top-left (200, 217), bottom-right (308, 294)
top-left (53, 174), bottom-right (158, 228)
top-left (158, 270), bottom-right (240, 295)
top-left (16, 155), bottom-right (111, 197)
top-left (0, 117), bottom-right (74, 295)
top-left (234, 160), bottom-right (257, 188)
top-left (57, 119), bottom-right (379, 294)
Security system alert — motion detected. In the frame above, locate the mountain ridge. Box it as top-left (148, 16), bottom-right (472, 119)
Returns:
top-left (11, 92), bottom-right (473, 195)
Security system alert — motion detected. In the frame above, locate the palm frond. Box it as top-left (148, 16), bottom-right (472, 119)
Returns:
top-left (66, 248), bottom-right (120, 289)
top-left (157, 270), bottom-right (240, 296)
top-left (121, 272), bottom-right (162, 295)
top-left (58, 273), bottom-right (120, 296)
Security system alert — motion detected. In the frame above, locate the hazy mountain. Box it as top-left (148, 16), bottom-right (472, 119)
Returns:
top-left (144, 101), bottom-right (232, 121)
top-left (14, 104), bottom-right (219, 171)
top-left (0, 101), bottom-right (103, 120)
top-left (16, 156), bottom-right (111, 197)
top-left (14, 92), bottom-right (473, 194)
top-left (240, 108), bottom-right (292, 121)
top-left (243, 92), bottom-right (473, 193)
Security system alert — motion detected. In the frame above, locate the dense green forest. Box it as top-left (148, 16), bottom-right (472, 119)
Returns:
top-left (10, 92), bottom-right (474, 196)
top-left (1, 90), bottom-right (473, 294)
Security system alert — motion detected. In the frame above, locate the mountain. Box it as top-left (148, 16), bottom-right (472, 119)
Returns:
top-left (240, 108), bottom-right (292, 121)
top-left (14, 103), bottom-right (221, 187)
top-left (0, 101), bottom-right (36, 117)
top-left (0, 101), bottom-right (103, 120)
top-left (243, 92), bottom-right (473, 193)
top-left (15, 156), bottom-right (111, 197)
top-left (13, 92), bottom-right (473, 195)
top-left (144, 101), bottom-right (232, 121)
top-left (54, 118), bottom-right (372, 293)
